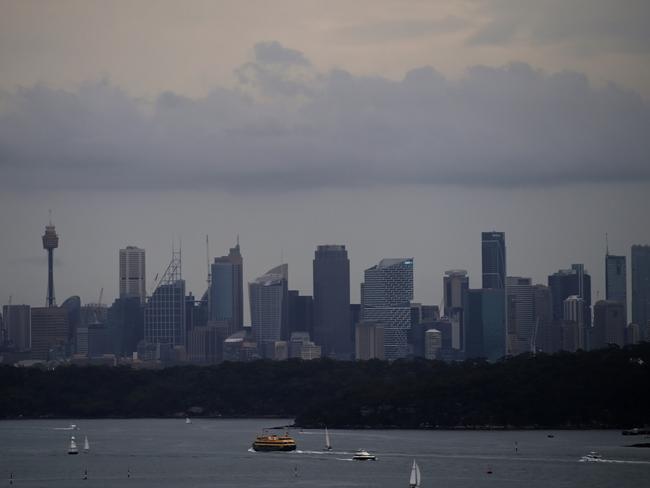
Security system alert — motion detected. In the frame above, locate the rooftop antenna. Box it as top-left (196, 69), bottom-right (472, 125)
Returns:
top-left (280, 248), bottom-right (284, 266)
top-left (236, 234), bottom-right (240, 249)
top-left (48, 209), bottom-right (52, 225)
top-left (605, 232), bottom-right (609, 256)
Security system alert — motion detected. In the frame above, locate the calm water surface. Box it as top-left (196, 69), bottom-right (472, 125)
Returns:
top-left (1, 419), bottom-right (649, 487)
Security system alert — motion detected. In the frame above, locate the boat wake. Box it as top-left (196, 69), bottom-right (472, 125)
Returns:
top-left (580, 457), bottom-right (650, 465)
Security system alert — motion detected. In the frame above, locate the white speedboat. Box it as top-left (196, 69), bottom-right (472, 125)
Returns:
top-left (580, 451), bottom-right (603, 462)
top-left (352, 449), bottom-right (376, 461)
top-left (68, 436), bottom-right (79, 455)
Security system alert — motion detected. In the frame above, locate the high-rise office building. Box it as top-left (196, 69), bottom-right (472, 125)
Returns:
top-left (424, 329), bottom-right (442, 360)
top-left (506, 277), bottom-right (534, 355)
top-left (355, 321), bottom-right (385, 360)
top-left (631, 245), bottom-right (650, 338)
top-left (443, 270), bottom-right (468, 350)
top-left (593, 300), bottom-right (626, 349)
top-left (562, 295), bottom-right (585, 351)
top-left (107, 296), bottom-right (144, 357)
top-left (2, 305), bottom-right (31, 352)
top-left (42, 218), bottom-right (59, 307)
top-left (464, 288), bottom-right (506, 361)
top-left (313, 245), bottom-right (351, 359)
top-left (444, 270), bottom-right (469, 316)
top-left (30, 307), bottom-right (69, 360)
top-left (362, 258), bottom-right (413, 360)
top-left (482, 232), bottom-right (506, 289)
top-left (548, 264), bottom-right (592, 346)
top-left (209, 241), bottom-right (244, 336)
top-left (287, 290), bottom-right (313, 336)
top-left (532, 284), bottom-right (557, 353)
top-left (249, 264), bottom-right (288, 347)
top-left (144, 250), bottom-right (186, 347)
top-left (119, 246), bottom-right (146, 303)
top-left (605, 253), bottom-right (626, 304)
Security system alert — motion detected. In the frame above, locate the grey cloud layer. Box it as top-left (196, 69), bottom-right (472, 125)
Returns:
top-left (467, 0), bottom-right (650, 53)
top-left (1, 42), bottom-right (649, 193)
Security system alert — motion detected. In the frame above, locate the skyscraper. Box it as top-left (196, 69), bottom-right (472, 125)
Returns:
top-left (605, 253), bottom-right (626, 304)
top-left (30, 307), bottom-right (69, 360)
top-left (249, 264), bottom-right (288, 347)
top-left (443, 269), bottom-right (469, 350)
top-left (313, 245), bottom-right (351, 359)
top-left (506, 277), bottom-right (534, 355)
top-left (548, 264), bottom-right (592, 345)
top-left (464, 288), bottom-right (506, 361)
top-left (562, 295), bottom-right (585, 351)
top-left (119, 246), bottom-right (146, 303)
top-left (362, 258), bottom-right (413, 360)
top-left (144, 250), bottom-right (186, 347)
top-left (631, 245), bottom-right (650, 338)
top-left (209, 241), bottom-right (243, 336)
top-left (355, 321), bottom-right (385, 360)
top-left (593, 300), bottom-right (626, 349)
top-left (42, 218), bottom-right (59, 307)
top-left (533, 284), bottom-right (557, 353)
top-left (482, 232), bottom-right (506, 289)
top-left (287, 290), bottom-right (313, 337)
top-left (1, 304), bottom-right (31, 352)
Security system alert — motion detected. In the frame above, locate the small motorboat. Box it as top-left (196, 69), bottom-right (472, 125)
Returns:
top-left (352, 449), bottom-right (376, 461)
top-left (580, 451), bottom-right (604, 462)
top-left (68, 436), bottom-right (79, 455)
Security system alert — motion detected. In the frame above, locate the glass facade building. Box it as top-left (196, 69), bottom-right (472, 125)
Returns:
top-left (313, 245), bottom-right (351, 359)
top-left (362, 258), bottom-right (413, 360)
top-left (249, 264), bottom-right (288, 346)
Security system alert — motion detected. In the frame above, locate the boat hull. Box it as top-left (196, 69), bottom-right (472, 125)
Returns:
top-left (252, 443), bottom-right (297, 452)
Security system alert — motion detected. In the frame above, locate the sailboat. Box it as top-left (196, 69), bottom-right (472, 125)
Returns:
top-left (409, 459), bottom-right (421, 488)
top-left (185, 417), bottom-right (192, 424)
top-left (83, 436), bottom-right (90, 453)
top-left (324, 427), bottom-right (332, 451)
top-left (68, 436), bottom-right (79, 455)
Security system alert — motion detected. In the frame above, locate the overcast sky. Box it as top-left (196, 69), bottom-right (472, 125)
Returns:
top-left (1, 0), bottom-right (649, 319)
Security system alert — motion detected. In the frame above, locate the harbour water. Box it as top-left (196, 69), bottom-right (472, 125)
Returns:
top-left (1, 419), bottom-right (649, 487)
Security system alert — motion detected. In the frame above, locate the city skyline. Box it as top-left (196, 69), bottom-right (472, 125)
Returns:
top-left (0, 216), bottom-right (647, 324)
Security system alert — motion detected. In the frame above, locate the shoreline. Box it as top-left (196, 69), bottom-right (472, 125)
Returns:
top-left (0, 416), bottom-right (638, 432)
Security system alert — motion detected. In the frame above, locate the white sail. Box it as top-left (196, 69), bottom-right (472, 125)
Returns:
top-left (83, 436), bottom-right (90, 452)
top-left (325, 427), bottom-right (331, 450)
top-left (185, 417), bottom-right (191, 424)
top-left (409, 459), bottom-right (421, 488)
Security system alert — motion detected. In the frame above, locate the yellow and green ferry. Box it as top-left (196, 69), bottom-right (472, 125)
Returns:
top-left (251, 432), bottom-right (297, 452)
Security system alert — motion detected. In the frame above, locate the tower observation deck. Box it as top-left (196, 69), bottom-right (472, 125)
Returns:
top-left (42, 217), bottom-right (59, 307)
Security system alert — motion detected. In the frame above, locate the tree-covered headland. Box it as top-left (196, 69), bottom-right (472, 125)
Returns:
top-left (1, 343), bottom-right (648, 429)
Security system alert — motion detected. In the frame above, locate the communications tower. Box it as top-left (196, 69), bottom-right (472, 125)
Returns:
top-left (42, 212), bottom-right (59, 307)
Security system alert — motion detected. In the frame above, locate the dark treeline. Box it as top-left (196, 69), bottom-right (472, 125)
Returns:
top-left (1, 344), bottom-right (649, 428)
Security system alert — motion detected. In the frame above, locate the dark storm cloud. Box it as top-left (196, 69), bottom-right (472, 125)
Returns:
top-left (1, 43), bottom-right (649, 193)
top-left (467, 0), bottom-right (650, 53)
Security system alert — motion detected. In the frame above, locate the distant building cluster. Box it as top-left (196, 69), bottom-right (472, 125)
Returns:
top-left (1, 221), bottom-right (649, 368)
